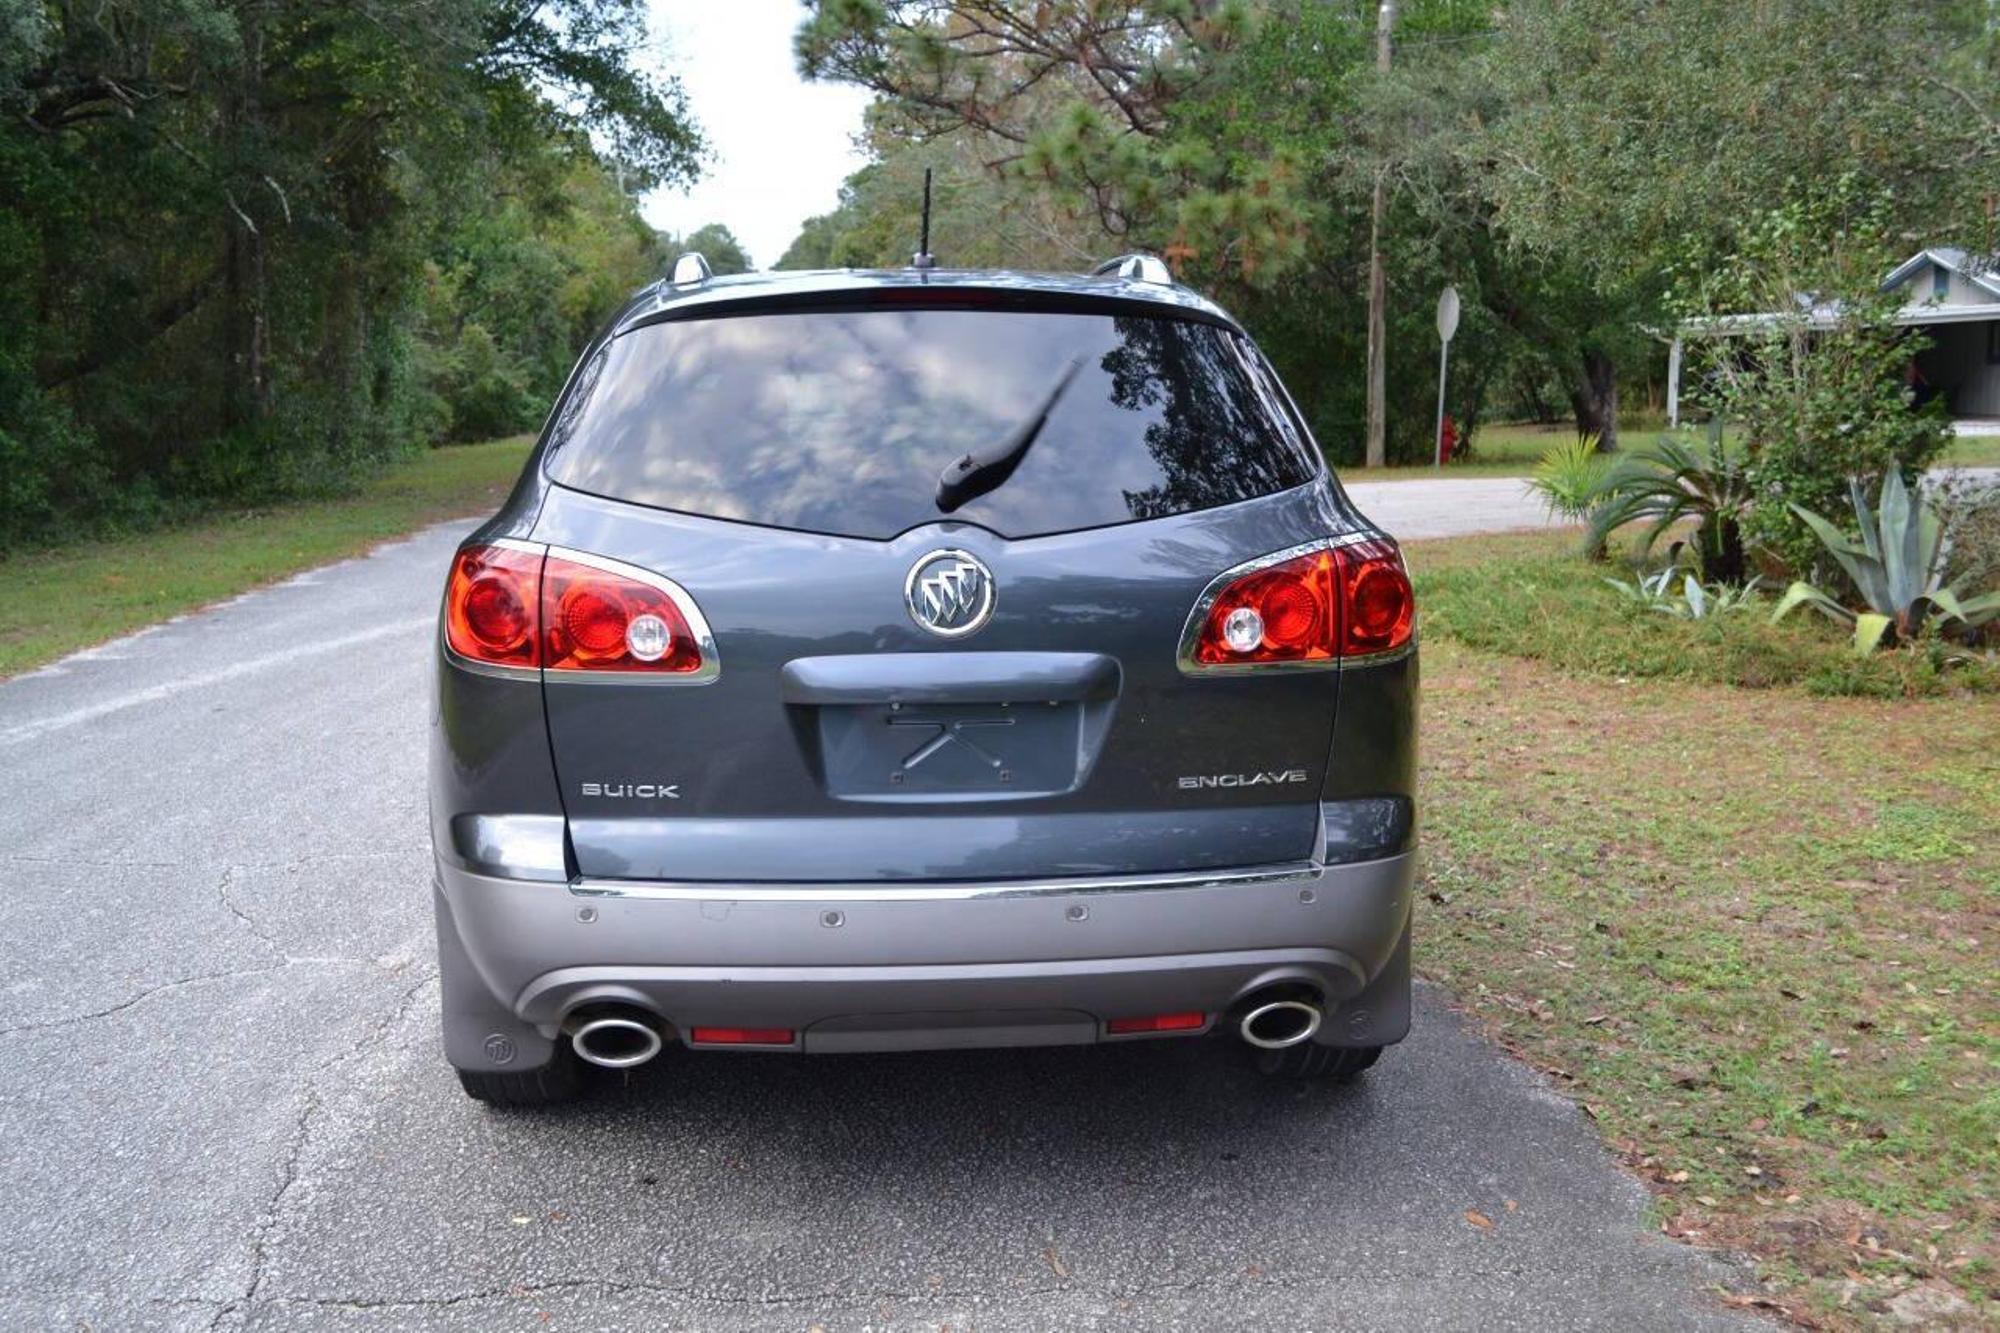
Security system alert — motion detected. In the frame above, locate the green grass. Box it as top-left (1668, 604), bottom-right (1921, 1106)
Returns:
top-left (1944, 433), bottom-right (2000, 468)
top-left (1412, 529), bottom-right (1999, 697)
top-left (1340, 419), bottom-right (2000, 482)
top-left (0, 437), bottom-right (533, 678)
top-left (1410, 532), bottom-right (2000, 1322)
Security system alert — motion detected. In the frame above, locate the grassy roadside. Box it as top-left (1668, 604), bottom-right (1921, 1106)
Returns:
top-left (0, 437), bottom-right (532, 679)
top-left (1340, 421), bottom-right (2000, 483)
top-left (1408, 531), bottom-right (1999, 1324)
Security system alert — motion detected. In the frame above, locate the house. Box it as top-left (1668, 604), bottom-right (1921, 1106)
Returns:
top-left (1666, 248), bottom-right (2000, 432)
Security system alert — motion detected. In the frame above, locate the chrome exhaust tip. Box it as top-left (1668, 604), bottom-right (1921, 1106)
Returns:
top-left (566, 1012), bottom-right (665, 1069)
top-left (1238, 998), bottom-right (1323, 1050)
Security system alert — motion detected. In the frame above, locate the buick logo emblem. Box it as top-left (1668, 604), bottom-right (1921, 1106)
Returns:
top-left (905, 549), bottom-right (995, 638)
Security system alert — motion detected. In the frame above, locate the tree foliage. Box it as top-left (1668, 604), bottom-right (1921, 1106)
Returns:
top-left (0, 0), bottom-right (700, 547)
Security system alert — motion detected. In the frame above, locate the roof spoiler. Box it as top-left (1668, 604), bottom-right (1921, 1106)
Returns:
top-left (1090, 253), bottom-right (1173, 285)
top-left (669, 252), bottom-right (713, 287)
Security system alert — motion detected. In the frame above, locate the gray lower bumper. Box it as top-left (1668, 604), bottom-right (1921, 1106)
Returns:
top-left (435, 852), bottom-right (1415, 1068)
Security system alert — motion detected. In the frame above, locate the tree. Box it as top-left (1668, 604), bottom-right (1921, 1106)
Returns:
top-left (663, 223), bottom-right (754, 274)
top-left (0, 0), bottom-right (703, 546)
top-left (1478, 0), bottom-right (2000, 448)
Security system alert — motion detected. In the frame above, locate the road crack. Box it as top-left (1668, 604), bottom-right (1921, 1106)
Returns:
top-left (210, 966), bottom-right (437, 1330)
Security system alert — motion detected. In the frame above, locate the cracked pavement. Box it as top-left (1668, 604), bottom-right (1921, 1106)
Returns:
top-left (0, 519), bottom-right (1764, 1330)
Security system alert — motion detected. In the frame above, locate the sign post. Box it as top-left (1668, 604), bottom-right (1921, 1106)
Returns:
top-left (1434, 285), bottom-right (1460, 468)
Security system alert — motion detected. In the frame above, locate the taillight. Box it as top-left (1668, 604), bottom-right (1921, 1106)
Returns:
top-left (444, 544), bottom-right (543, 669)
top-left (1336, 537), bottom-right (1415, 657)
top-left (443, 542), bottom-right (715, 679)
top-left (1185, 537), bottom-right (1413, 670)
top-left (542, 552), bottom-right (706, 675)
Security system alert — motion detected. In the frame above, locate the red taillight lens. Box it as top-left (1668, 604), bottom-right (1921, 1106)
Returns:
top-left (689, 1026), bottom-right (795, 1046)
top-left (542, 554), bottom-right (703, 674)
top-left (1192, 549), bottom-right (1338, 665)
top-left (1189, 538), bottom-right (1413, 668)
top-left (1106, 1011), bottom-right (1207, 1035)
top-left (444, 544), bottom-right (543, 668)
top-left (1335, 538), bottom-right (1415, 657)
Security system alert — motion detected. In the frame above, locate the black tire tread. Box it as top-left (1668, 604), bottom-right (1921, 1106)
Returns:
top-left (1256, 1042), bottom-right (1384, 1081)
top-left (456, 1046), bottom-right (581, 1107)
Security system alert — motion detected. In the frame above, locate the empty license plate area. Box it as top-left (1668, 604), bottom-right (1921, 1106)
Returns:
top-left (818, 700), bottom-right (1084, 799)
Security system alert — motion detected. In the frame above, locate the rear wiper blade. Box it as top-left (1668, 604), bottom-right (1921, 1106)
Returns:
top-left (934, 357), bottom-right (1084, 514)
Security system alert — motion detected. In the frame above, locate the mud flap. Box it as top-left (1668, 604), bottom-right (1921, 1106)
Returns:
top-left (435, 883), bottom-right (561, 1073)
top-left (1317, 913), bottom-right (1412, 1047)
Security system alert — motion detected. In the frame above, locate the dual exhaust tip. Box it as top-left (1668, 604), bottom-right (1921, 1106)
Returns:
top-left (564, 992), bottom-right (1324, 1065)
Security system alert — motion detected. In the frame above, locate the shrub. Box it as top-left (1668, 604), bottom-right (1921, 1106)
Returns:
top-left (1670, 186), bottom-right (1951, 575)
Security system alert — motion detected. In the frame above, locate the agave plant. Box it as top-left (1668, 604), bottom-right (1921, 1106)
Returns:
top-left (1772, 468), bottom-right (2000, 654)
top-left (1605, 567), bottom-right (1762, 619)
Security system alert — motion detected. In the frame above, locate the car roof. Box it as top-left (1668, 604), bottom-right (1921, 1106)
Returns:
top-left (607, 266), bottom-right (1240, 337)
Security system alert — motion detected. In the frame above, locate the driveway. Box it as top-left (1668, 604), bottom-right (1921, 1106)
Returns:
top-left (1341, 476), bottom-right (1560, 541)
top-left (0, 521), bottom-right (1762, 1330)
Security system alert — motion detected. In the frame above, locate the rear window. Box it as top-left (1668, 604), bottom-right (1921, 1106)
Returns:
top-left (541, 307), bottom-right (1318, 540)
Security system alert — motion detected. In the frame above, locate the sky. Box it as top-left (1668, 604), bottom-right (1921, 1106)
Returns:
top-left (642, 2), bottom-right (874, 269)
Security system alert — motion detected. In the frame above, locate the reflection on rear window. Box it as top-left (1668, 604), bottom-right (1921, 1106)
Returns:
top-left (542, 308), bottom-right (1318, 540)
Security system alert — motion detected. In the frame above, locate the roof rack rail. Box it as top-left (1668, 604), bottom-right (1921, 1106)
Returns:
top-left (669, 252), bottom-right (713, 287)
top-left (1090, 253), bottom-right (1173, 285)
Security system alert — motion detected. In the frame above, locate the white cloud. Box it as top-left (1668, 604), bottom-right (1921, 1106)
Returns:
top-left (642, 1), bottom-right (873, 269)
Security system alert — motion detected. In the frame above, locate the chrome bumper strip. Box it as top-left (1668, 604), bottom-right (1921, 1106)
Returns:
top-left (569, 858), bottom-right (1331, 903)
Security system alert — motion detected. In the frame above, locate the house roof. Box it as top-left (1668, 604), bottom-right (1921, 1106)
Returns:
top-left (1881, 247), bottom-right (2000, 300)
top-left (1681, 247), bottom-right (2000, 337)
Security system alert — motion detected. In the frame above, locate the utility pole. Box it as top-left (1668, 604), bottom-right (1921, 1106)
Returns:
top-left (1364, 0), bottom-right (1397, 468)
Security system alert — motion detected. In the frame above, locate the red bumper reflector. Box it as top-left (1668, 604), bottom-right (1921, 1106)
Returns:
top-left (689, 1026), bottom-right (795, 1046)
top-left (1106, 1011), bottom-right (1206, 1035)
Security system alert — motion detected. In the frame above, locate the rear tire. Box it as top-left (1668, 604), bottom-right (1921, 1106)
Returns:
top-left (456, 1043), bottom-right (582, 1107)
top-left (1255, 1042), bottom-right (1383, 1081)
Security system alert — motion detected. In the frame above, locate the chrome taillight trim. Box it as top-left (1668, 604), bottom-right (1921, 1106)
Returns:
top-left (540, 544), bottom-right (721, 686)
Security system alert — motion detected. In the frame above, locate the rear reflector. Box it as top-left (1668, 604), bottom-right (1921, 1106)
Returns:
top-left (1106, 1011), bottom-right (1207, 1035)
top-left (688, 1026), bottom-right (795, 1046)
top-left (1186, 536), bottom-right (1413, 670)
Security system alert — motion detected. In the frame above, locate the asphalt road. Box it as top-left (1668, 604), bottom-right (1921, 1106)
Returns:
top-left (1342, 477), bottom-right (1561, 541)
top-left (0, 518), bottom-right (1763, 1330)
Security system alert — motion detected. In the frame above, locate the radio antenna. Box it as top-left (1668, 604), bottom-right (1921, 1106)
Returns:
top-left (912, 167), bottom-right (937, 270)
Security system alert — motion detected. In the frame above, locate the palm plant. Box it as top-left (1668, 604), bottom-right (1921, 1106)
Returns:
top-left (1584, 429), bottom-right (1753, 583)
top-left (1771, 468), bottom-right (2000, 654)
top-left (1527, 434), bottom-right (1611, 521)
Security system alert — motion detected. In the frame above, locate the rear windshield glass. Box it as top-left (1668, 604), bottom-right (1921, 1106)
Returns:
top-left (541, 307), bottom-right (1318, 540)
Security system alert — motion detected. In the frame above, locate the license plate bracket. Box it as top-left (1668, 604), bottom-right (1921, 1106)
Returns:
top-left (815, 700), bottom-right (1083, 799)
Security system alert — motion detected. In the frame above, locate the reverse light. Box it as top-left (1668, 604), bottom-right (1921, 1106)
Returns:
top-left (1185, 537), bottom-right (1413, 670)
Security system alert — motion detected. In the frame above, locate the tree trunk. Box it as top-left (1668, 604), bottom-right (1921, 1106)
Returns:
top-left (1570, 349), bottom-right (1619, 451)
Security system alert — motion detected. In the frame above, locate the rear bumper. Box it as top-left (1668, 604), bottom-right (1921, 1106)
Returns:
top-left (435, 851), bottom-right (1415, 1067)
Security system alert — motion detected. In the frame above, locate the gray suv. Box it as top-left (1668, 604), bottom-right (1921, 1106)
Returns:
top-left (430, 255), bottom-right (1417, 1106)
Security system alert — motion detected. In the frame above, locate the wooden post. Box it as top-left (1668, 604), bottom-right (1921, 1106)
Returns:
top-left (1364, 0), bottom-right (1396, 469)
